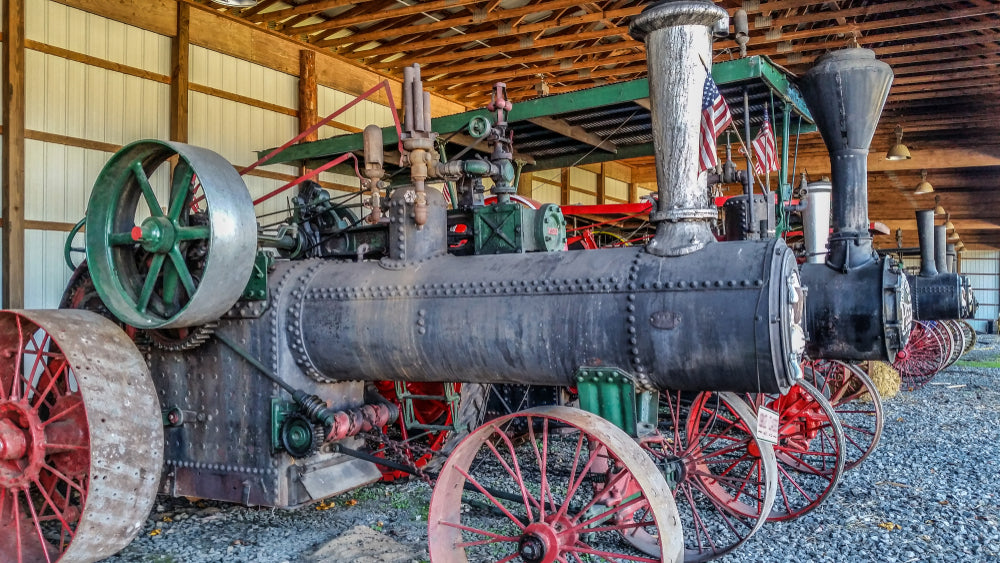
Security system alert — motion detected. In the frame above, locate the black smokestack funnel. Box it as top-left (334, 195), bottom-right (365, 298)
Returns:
top-left (799, 49), bottom-right (893, 272)
top-left (916, 209), bottom-right (937, 277)
top-left (935, 225), bottom-right (948, 274)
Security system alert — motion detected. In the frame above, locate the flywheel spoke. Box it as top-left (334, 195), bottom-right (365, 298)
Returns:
top-left (168, 163), bottom-right (196, 222)
top-left (136, 254), bottom-right (167, 314)
top-left (130, 161), bottom-right (164, 218)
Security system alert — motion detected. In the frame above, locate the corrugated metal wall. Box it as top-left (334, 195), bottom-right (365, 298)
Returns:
top-left (958, 250), bottom-right (999, 333)
top-left (14, 0), bottom-right (421, 308)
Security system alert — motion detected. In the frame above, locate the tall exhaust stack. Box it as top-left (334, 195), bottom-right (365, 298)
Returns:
top-left (798, 48), bottom-right (911, 360)
top-left (801, 180), bottom-right (832, 264)
top-left (630, 1), bottom-right (728, 257)
top-left (916, 209), bottom-right (937, 277)
top-left (934, 225), bottom-right (948, 274)
top-left (799, 49), bottom-right (893, 272)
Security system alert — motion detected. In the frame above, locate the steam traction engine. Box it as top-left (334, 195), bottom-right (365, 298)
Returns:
top-left (0, 2), bottom-right (822, 562)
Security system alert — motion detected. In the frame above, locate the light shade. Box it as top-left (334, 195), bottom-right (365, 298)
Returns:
top-left (886, 125), bottom-right (911, 161)
top-left (211, 0), bottom-right (260, 6)
top-left (944, 212), bottom-right (955, 232)
top-left (933, 194), bottom-right (945, 215)
top-left (915, 169), bottom-right (934, 194)
top-left (948, 231), bottom-right (961, 242)
top-left (956, 241), bottom-right (966, 251)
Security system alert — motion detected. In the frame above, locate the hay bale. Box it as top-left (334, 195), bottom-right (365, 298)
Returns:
top-left (866, 361), bottom-right (901, 400)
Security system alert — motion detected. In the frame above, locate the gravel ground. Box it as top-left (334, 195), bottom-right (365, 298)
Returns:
top-left (104, 334), bottom-right (1000, 563)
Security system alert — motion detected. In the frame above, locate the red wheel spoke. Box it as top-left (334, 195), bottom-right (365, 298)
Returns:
top-left (570, 465), bottom-right (632, 525)
top-left (552, 432), bottom-right (586, 522)
top-left (565, 543), bottom-right (660, 563)
top-left (438, 520), bottom-right (519, 545)
top-left (41, 464), bottom-right (88, 499)
top-left (454, 466), bottom-right (526, 530)
top-left (22, 487), bottom-right (54, 563)
top-left (572, 492), bottom-right (646, 532)
top-left (40, 400), bottom-right (83, 427)
top-left (32, 356), bottom-right (69, 410)
top-left (484, 438), bottom-right (537, 521)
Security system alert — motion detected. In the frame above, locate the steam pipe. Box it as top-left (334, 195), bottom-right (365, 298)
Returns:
top-left (947, 244), bottom-right (956, 274)
top-left (630, 0), bottom-right (728, 257)
top-left (743, 88), bottom-right (756, 237)
top-left (801, 180), bottom-right (832, 264)
top-left (916, 209), bottom-right (937, 276)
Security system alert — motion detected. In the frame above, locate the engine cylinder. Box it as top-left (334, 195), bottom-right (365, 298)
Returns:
top-left (286, 235), bottom-right (805, 394)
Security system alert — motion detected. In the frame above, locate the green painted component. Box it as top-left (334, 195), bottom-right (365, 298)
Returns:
top-left (270, 399), bottom-right (298, 452)
top-left (64, 217), bottom-right (87, 271)
top-left (473, 203), bottom-right (566, 254)
top-left (575, 367), bottom-right (640, 437)
top-left (711, 56), bottom-right (815, 127)
top-left (257, 79), bottom-right (651, 167)
top-left (474, 204), bottom-right (523, 255)
top-left (242, 251), bottom-right (272, 301)
top-left (536, 204), bottom-right (568, 252)
top-left (635, 390), bottom-right (659, 437)
top-left (394, 381), bottom-right (462, 432)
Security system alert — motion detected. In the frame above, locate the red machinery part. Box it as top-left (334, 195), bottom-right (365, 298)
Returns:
top-left (0, 310), bottom-right (163, 563)
top-left (372, 381), bottom-right (461, 481)
top-left (746, 381), bottom-right (846, 521)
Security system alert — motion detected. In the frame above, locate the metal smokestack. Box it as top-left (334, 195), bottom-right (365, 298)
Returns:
top-left (630, 1), bottom-right (728, 257)
top-left (916, 209), bottom-right (937, 277)
top-left (935, 225), bottom-right (948, 274)
top-left (947, 244), bottom-right (956, 274)
top-left (799, 49), bottom-right (893, 272)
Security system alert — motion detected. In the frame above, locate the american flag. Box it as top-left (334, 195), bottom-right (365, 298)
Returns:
top-left (700, 75), bottom-right (733, 172)
top-left (751, 108), bottom-right (779, 176)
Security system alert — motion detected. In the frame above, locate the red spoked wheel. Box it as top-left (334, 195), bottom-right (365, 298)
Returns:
top-left (747, 381), bottom-right (845, 521)
top-left (617, 391), bottom-right (776, 561)
top-left (0, 310), bottom-right (162, 563)
top-left (893, 321), bottom-right (948, 390)
top-left (428, 406), bottom-right (683, 563)
top-left (804, 360), bottom-right (884, 471)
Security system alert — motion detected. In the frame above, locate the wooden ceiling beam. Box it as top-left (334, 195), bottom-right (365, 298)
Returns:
top-left (418, 40), bottom-right (642, 75)
top-left (288, 0), bottom-right (484, 35)
top-left (237, 0), bottom-right (283, 19)
top-left (425, 52), bottom-right (646, 86)
top-left (792, 148), bottom-right (1000, 176)
top-left (527, 116), bottom-right (618, 153)
top-left (247, 0), bottom-right (368, 24)
top-left (317, 3), bottom-right (643, 49)
top-left (368, 29), bottom-right (626, 68)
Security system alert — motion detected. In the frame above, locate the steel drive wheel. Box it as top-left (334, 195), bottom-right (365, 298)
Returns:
top-left (85, 140), bottom-right (256, 329)
top-left (940, 320), bottom-right (965, 368)
top-left (804, 360), bottom-right (884, 471)
top-left (618, 391), bottom-right (776, 561)
top-left (0, 310), bottom-right (163, 562)
top-left (428, 406), bottom-right (683, 563)
top-left (893, 321), bottom-right (947, 390)
top-left (958, 320), bottom-right (977, 356)
top-left (747, 381), bottom-right (846, 521)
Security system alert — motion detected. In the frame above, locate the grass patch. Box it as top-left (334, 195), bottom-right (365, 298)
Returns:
top-left (955, 359), bottom-right (1000, 368)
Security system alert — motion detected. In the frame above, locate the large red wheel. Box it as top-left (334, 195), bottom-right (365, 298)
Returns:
top-left (428, 406), bottom-right (683, 563)
top-left (747, 381), bottom-right (845, 521)
top-left (0, 310), bottom-right (162, 563)
top-left (893, 321), bottom-right (948, 390)
top-left (804, 360), bottom-right (884, 471)
top-left (619, 391), bottom-right (776, 561)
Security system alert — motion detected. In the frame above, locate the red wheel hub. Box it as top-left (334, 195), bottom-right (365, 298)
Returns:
top-left (0, 400), bottom-right (47, 489)
top-left (519, 517), bottom-right (579, 563)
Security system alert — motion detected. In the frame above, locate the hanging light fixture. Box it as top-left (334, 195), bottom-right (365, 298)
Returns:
top-left (211, 0), bottom-right (260, 7)
top-left (914, 169), bottom-right (933, 194)
top-left (933, 194), bottom-right (946, 215)
top-left (956, 241), bottom-right (966, 251)
top-left (886, 124), bottom-right (911, 161)
top-left (944, 212), bottom-right (955, 232)
top-left (948, 231), bottom-right (961, 243)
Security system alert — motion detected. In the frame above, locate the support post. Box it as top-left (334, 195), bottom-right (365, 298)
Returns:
top-left (597, 163), bottom-right (606, 204)
top-left (629, 181), bottom-right (638, 204)
top-left (778, 103), bottom-right (792, 234)
top-left (299, 50), bottom-right (318, 143)
top-left (517, 171), bottom-right (532, 197)
top-left (169, 2), bottom-right (190, 143)
top-left (560, 168), bottom-right (570, 206)
top-left (2, 0), bottom-right (25, 308)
